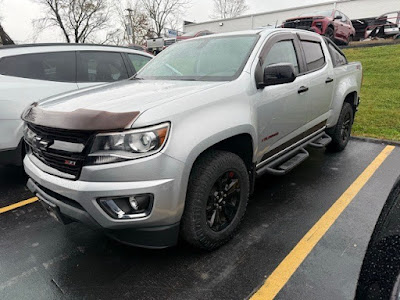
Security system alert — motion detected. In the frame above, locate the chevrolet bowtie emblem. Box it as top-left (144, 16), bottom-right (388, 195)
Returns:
top-left (34, 136), bottom-right (54, 151)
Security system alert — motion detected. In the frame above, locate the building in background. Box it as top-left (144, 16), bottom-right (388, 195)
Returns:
top-left (183, 0), bottom-right (400, 35)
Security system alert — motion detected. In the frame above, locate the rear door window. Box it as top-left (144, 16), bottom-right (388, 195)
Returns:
top-left (301, 41), bottom-right (325, 72)
top-left (127, 54), bottom-right (151, 73)
top-left (78, 51), bottom-right (129, 82)
top-left (0, 52), bottom-right (76, 82)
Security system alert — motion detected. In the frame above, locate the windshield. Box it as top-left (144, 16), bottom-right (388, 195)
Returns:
top-left (136, 35), bottom-right (259, 81)
top-left (300, 10), bottom-right (333, 17)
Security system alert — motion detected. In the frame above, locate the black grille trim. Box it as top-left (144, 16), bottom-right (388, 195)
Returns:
top-left (284, 18), bottom-right (314, 29)
top-left (26, 123), bottom-right (94, 180)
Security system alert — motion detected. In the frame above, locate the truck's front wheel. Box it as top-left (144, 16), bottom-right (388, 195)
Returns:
top-left (180, 150), bottom-right (249, 251)
top-left (325, 27), bottom-right (335, 41)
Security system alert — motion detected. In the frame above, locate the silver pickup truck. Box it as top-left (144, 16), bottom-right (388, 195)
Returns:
top-left (22, 28), bottom-right (362, 250)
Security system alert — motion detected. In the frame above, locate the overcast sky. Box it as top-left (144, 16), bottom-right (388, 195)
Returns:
top-left (0, 0), bottom-right (333, 43)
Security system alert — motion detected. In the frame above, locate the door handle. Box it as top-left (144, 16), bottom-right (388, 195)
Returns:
top-left (298, 86), bottom-right (309, 94)
top-left (325, 77), bottom-right (334, 83)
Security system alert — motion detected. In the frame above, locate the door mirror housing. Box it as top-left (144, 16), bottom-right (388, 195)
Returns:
top-left (334, 15), bottom-right (343, 20)
top-left (259, 63), bottom-right (297, 88)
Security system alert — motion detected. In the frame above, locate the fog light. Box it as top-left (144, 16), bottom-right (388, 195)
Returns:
top-left (129, 197), bottom-right (139, 210)
top-left (98, 194), bottom-right (153, 219)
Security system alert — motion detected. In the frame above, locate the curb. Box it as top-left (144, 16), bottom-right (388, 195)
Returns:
top-left (351, 136), bottom-right (400, 147)
top-left (341, 40), bottom-right (400, 49)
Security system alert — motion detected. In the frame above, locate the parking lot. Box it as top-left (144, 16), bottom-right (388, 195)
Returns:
top-left (0, 139), bottom-right (399, 300)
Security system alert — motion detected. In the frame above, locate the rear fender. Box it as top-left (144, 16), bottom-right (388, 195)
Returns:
top-left (326, 63), bottom-right (362, 128)
top-left (327, 87), bottom-right (358, 128)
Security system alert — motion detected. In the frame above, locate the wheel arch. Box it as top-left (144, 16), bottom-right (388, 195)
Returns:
top-left (327, 89), bottom-right (358, 128)
top-left (186, 130), bottom-right (256, 174)
top-left (177, 128), bottom-right (257, 209)
top-left (198, 133), bottom-right (254, 171)
top-left (327, 23), bottom-right (335, 33)
top-left (344, 91), bottom-right (358, 118)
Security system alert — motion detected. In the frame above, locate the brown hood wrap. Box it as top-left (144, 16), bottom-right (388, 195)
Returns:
top-left (22, 104), bottom-right (140, 131)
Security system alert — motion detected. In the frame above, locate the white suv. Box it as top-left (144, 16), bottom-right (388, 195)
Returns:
top-left (0, 44), bottom-right (152, 166)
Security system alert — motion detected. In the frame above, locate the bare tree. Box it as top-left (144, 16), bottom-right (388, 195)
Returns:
top-left (211, 0), bottom-right (249, 19)
top-left (0, 0), bottom-right (3, 22)
top-left (0, 24), bottom-right (14, 45)
top-left (100, 28), bottom-right (125, 45)
top-left (33, 0), bottom-right (111, 43)
top-left (167, 16), bottom-right (181, 32)
top-left (112, 0), bottom-right (150, 45)
top-left (141, 0), bottom-right (189, 37)
top-left (0, 1), bottom-right (15, 45)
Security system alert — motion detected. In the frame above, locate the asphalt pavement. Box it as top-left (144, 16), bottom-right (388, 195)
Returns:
top-left (0, 140), bottom-right (399, 300)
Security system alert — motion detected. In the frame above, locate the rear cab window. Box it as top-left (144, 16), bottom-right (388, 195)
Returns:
top-left (327, 43), bottom-right (347, 67)
top-left (0, 51), bottom-right (76, 82)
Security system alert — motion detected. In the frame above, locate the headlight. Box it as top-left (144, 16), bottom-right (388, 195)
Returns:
top-left (87, 123), bottom-right (170, 165)
top-left (23, 124), bottom-right (36, 145)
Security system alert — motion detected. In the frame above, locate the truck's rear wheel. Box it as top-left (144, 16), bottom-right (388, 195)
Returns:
top-left (180, 150), bottom-right (249, 251)
top-left (327, 102), bottom-right (354, 152)
top-left (346, 35), bottom-right (354, 45)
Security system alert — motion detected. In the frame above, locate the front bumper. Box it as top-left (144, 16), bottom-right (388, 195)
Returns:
top-left (24, 152), bottom-right (187, 248)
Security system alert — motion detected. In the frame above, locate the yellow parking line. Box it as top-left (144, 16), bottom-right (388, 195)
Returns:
top-left (251, 145), bottom-right (395, 300)
top-left (0, 197), bottom-right (39, 214)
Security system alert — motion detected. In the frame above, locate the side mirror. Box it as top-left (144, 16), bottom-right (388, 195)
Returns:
top-left (260, 63), bottom-right (296, 87)
top-left (334, 15), bottom-right (343, 20)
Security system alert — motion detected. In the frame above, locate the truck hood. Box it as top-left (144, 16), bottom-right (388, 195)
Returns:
top-left (39, 79), bottom-right (226, 113)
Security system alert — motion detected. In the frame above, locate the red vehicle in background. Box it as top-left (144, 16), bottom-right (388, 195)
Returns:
top-left (176, 30), bottom-right (214, 41)
top-left (283, 9), bottom-right (356, 45)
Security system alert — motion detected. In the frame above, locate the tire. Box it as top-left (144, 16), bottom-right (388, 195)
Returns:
top-left (180, 150), bottom-right (250, 251)
top-left (327, 102), bottom-right (354, 152)
top-left (346, 35), bottom-right (354, 46)
top-left (325, 27), bottom-right (335, 41)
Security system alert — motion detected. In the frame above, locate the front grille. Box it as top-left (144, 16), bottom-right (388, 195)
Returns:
top-left (26, 123), bottom-right (94, 179)
top-left (284, 18), bottom-right (313, 29)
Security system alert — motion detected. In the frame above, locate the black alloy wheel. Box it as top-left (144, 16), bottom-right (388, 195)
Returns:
top-left (327, 102), bottom-right (354, 152)
top-left (341, 111), bottom-right (352, 143)
top-left (180, 150), bottom-right (250, 251)
top-left (206, 171), bottom-right (241, 232)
